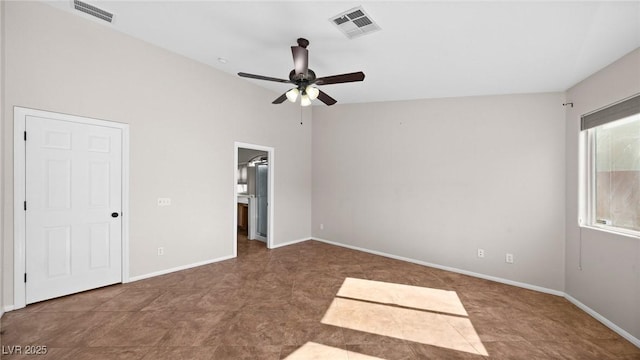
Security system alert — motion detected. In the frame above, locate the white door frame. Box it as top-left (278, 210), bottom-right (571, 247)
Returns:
top-left (234, 142), bottom-right (274, 255)
top-left (13, 106), bottom-right (130, 309)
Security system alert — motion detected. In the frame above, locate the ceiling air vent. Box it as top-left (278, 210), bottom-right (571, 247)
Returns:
top-left (73, 0), bottom-right (114, 23)
top-left (330, 6), bottom-right (380, 39)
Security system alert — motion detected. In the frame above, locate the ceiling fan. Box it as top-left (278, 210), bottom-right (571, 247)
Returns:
top-left (238, 38), bottom-right (365, 106)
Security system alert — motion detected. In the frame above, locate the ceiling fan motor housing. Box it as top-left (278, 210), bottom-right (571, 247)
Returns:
top-left (289, 69), bottom-right (316, 88)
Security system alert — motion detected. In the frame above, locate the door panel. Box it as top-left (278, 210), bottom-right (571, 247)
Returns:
top-left (44, 130), bottom-right (71, 149)
top-left (45, 226), bottom-right (71, 277)
top-left (26, 115), bottom-right (122, 304)
top-left (88, 135), bottom-right (110, 153)
top-left (89, 223), bottom-right (111, 269)
top-left (46, 159), bottom-right (71, 209)
top-left (89, 162), bottom-right (110, 207)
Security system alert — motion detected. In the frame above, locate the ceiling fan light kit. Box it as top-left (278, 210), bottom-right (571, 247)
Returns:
top-left (306, 86), bottom-right (320, 100)
top-left (286, 88), bottom-right (299, 103)
top-left (238, 38), bottom-right (365, 106)
top-left (300, 94), bottom-right (312, 107)
top-left (286, 85), bottom-right (319, 106)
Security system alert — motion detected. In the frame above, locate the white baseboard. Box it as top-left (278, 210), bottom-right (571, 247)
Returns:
top-left (3, 235), bottom-right (638, 348)
top-left (3, 255), bottom-right (236, 312)
top-left (128, 238), bottom-right (313, 283)
top-left (312, 237), bottom-right (564, 296)
top-left (271, 237), bottom-right (312, 249)
top-left (127, 254), bottom-right (235, 283)
top-left (564, 294), bottom-right (640, 348)
top-left (311, 237), bottom-right (640, 348)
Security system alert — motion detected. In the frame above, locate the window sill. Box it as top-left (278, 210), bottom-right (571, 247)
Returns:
top-left (580, 224), bottom-right (640, 240)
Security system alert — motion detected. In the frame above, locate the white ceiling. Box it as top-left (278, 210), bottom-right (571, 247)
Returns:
top-left (45, 1), bottom-right (640, 105)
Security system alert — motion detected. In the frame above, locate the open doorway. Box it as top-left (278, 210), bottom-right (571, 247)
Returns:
top-left (234, 142), bottom-right (274, 257)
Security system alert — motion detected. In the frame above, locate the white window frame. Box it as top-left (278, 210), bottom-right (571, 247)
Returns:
top-left (579, 114), bottom-right (640, 239)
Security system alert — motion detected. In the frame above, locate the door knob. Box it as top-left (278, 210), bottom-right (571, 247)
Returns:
top-left (111, 212), bottom-right (119, 218)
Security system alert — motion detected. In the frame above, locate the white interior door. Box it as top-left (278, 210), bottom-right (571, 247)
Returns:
top-left (25, 115), bottom-right (122, 304)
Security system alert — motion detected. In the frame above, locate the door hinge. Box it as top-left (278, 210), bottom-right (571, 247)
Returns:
top-left (24, 201), bottom-right (27, 211)
top-left (24, 273), bottom-right (27, 283)
top-left (24, 131), bottom-right (27, 141)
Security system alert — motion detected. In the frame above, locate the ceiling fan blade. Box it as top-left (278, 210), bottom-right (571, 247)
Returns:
top-left (291, 46), bottom-right (309, 75)
top-left (315, 71), bottom-right (365, 85)
top-left (272, 92), bottom-right (288, 104)
top-left (238, 72), bottom-right (291, 83)
top-left (317, 90), bottom-right (337, 106)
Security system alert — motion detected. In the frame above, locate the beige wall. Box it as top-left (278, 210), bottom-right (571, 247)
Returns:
top-left (2, 1), bottom-right (312, 307)
top-left (565, 48), bottom-right (640, 340)
top-left (312, 92), bottom-right (566, 291)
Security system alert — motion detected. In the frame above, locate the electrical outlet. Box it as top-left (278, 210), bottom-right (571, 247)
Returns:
top-left (320, 223), bottom-right (324, 230)
top-left (157, 198), bottom-right (171, 206)
top-left (477, 249), bottom-right (485, 258)
top-left (157, 247), bottom-right (164, 256)
top-left (506, 253), bottom-right (514, 264)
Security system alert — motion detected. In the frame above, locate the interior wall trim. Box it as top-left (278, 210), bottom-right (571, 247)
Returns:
top-left (127, 254), bottom-right (235, 283)
top-left (4, 231), bottom-right (638, 349)
top-left (233, 142), bottom-right (276, 254)
top-left (565, 293), bottom-right (640, 348)
top-left (312, 236), bottom-right (640, 348)
top-left (270, 237), bottom-right (311, 249)
top-left (312, 237), bottom-right (564, 296)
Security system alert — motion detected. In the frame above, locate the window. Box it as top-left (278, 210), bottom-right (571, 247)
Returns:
top-left (582, 94), bottom-right (640, 235)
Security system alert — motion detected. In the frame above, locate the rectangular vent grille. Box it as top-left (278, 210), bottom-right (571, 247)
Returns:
top-left (330, 6), bottom-right (380, 39)
top-left (333, 16), bottom-right (349, 25)
top-left (347, 10), bottom-right (364, 19)
top-left (353, 17), bottom-right (372, 28)
top-left (73, 0), bottom-right (114, 23)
